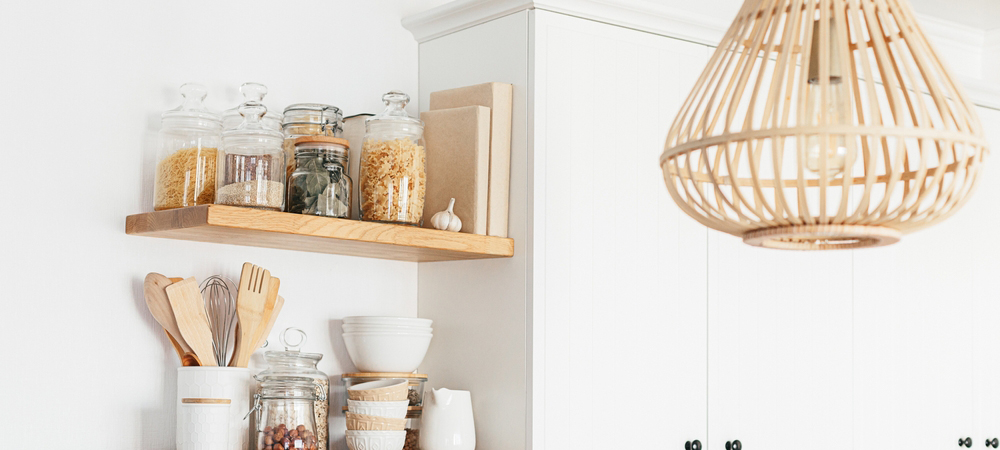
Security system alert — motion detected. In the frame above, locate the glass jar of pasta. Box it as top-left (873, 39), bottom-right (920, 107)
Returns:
top-left (153, 83), bottom-right (222, 211)
top-left (359, 91), bottom-right (425, 225)
top-left (281, 103), bottom-right (343, 183)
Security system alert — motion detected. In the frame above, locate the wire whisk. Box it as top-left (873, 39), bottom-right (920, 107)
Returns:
top-left (200, 275), bottom-right (238, 366)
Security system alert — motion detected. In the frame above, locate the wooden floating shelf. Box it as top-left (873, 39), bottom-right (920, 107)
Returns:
top-left (125, 205), bottom-right (514, 262)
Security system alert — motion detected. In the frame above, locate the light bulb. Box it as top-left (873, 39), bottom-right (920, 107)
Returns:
top-left (805, 80), bottom-right (850, 176)
top-left (803, 19), bottom-right (853, 177)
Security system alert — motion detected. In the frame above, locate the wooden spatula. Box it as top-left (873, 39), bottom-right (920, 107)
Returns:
top-left (144, 273), bottom-right (196, 358)
top-left (166, 277), bottom-right (200, 366)
top-left (248, 278), bottom-right (280, 353)
top-left (167, 277), bottom-right (217, 366)
top-left (233, 263), bottom-right (271, 367)
top-left (253, 295), bottom-right (284, 351)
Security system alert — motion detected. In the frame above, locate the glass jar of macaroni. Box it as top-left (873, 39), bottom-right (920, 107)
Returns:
top-left (153, 83), bottom-right (223, 211)
top-left (359, 91), bottom-right (425, 225)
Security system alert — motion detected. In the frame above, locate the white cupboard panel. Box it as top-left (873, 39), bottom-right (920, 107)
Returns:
top-left (532, 10), bottom-right (710, 450)
top-left (708, 234), bottom-right (854, 450)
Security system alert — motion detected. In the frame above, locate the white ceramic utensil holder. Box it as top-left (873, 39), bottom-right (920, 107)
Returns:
top-left (177, 367), bottom-right (251, 450)
top-left (178, 398), bottom-right (231, 450)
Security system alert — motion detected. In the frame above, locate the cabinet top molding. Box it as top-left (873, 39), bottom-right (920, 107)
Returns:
top-left (402, 0), bottom-right (1000, 110)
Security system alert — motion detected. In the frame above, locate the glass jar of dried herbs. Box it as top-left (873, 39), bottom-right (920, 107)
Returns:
top-left (287, 136), bottom-right (352, 218)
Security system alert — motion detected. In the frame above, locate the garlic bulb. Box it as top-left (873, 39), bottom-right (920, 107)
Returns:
top-left (431, 198), bottom-right (463, 232)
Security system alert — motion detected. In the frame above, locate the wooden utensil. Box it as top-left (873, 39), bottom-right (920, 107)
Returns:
top-left (144, 273), bottom-right (195, 356)
top-left (232, 263), bottom-right (271, 367)
top-left (165, 329), bottom-right (200, 366)
top-left (248, 278), bottom-right (280, 354)
top-left (166, 277), bottom-right (201, 366)
top-left (253, 295), bottom-right (284, 352)
top-left (166, 277), bottom-right (218, 366)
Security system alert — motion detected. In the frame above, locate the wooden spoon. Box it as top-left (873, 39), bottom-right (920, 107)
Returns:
top-left (144, 274), bottom-right (197, 361)
top-left (167, 277), bottom-right (217, 366)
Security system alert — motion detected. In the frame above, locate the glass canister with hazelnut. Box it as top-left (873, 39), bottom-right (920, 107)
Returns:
top-left (255, 328), bottom-right (330, 450)
top-left (252, 378), bottom-right (323, 450)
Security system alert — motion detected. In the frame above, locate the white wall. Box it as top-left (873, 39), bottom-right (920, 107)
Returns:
top-left (0, 1), bottom-right (445, 448)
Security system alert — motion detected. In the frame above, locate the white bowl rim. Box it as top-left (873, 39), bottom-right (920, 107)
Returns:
top-left (346, 430), bottom-right (407, 436)
top-left (344, 316), bottom-right (433, 324)
top-left (347, 400), bottom-right (410, 407)
top-left (343, 332), bottom-right (434, 338)
top-left (348, 378), bottom-right (409, 391)
top-left (342, 323), bottom-right (433, 329)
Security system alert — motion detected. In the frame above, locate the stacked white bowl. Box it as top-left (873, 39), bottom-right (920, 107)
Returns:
top-left (342, 317), bottom-right (433, 373)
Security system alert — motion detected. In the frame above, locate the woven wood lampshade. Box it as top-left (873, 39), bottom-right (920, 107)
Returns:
top-left (660, 0), bottom-right (989, 250)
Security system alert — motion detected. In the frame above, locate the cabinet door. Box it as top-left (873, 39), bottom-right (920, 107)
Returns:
top-left (853, 225), bottom-right (976, 449)
top-left (972, 107), bottom-right (1000, 448)
top-left (531, 11), bottom-right (710, 450)
top-left (707, 236), bottom-right (854, 450)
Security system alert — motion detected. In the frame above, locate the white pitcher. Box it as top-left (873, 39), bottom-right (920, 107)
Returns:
top-left (420, 388), bottom-right (476, 450)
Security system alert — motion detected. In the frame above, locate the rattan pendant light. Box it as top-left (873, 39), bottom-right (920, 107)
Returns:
top-left (660, 0), bottom-right (989, 250)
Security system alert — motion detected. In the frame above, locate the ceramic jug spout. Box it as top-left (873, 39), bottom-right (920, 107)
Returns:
top-left (431, 387), bottom-right (454, 405)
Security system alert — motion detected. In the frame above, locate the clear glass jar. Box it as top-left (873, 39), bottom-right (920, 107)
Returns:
top-left (223, 82), bottom-right (283, 132)
top-left (154, 83), bottom-right (222, 211)
top-left (282, 104), bottom-right (343, 183)
top-left (216, 101), bottom-right (286, 211)
top-left (359, 91), bottom-right (426, 225)
top-left (252, 378), bottom-right (324, 450)
top-left (287, 137), bottom-right (352, 218)
top-left (404, 412), bottom-right (421, 450)
top-left (256, 328), bottom-right (330, 450)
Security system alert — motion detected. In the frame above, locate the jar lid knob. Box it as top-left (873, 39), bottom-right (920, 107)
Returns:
top-left (280, 327), bottom-right (307, 352)
top-left (236, 101), bottom-right (268, 130)
top-left (382, 90), bottom-right (410, 109)
top-left (240, 82), bottom-right (268, 103)
top-left (179, 83), bottom-right (208, 109)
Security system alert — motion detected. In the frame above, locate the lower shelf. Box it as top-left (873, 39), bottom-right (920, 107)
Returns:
top-left (125, 205), bottom-right (515, 262)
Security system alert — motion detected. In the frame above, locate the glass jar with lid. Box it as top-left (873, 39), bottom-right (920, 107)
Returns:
top-left (281, 104), bottom-right (344, 182)
top-left (216, 101), bottom-right (286, 211)
top-left (255, 328), bottom-right (330, 450)
top-left (223, 82), bottom-right (283, 132)
top-left (154, 83), bottom-right (222, 211)
top-left (251, 378), bottom-right (323, 450)
top-left (287, 136), bottom-right (352, 218)
top-left (359, 91), bottom-right (426, 225)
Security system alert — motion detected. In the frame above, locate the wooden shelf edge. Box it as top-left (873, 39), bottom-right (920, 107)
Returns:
top-left (125, 205), bottom-right (514, 262)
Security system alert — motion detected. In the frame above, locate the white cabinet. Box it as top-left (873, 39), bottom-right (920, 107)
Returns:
top-left (407, 4), bottom-right (1000, 450)
top-left (708, 236), bottom-right (853, 450)
top-left (531, 11), bottom-right (711, 450)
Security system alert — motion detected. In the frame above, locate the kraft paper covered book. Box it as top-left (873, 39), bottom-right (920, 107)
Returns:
top-left (420, 105), bottom-right (491, 235)
top-left (430, 82), bottom-right (513, 237)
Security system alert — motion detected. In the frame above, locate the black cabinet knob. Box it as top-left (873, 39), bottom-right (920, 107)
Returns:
top-left (685, 440), bottom-right (702, 450)
top-left (986, 438), bottom-right (998, 448)
top-left (961, 437), bottom-right (973, 447)
top-left (726, 440), bottom-right (742, 450)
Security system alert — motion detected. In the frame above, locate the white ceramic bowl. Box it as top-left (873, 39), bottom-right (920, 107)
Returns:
top-left (347, 400), bottom-right (410, 419)
top-left (342, 324), bottom-right (433, 334)
top-left (343, 332), bottom-right (434, 372)
top-left (343, 316), bottom-right (434, 327)
top-left (347, 379), bottom-right (409, 401)
top-left (346, 430), bottom-right (406, 450)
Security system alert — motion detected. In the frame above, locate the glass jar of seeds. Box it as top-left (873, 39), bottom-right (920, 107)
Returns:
top-left (281, 103), bottom-right (343, 183)
top-left (153, 83), bottom-right (222, 211)
top-left (216, 101), bottom-right (286, 211)
top-left (287, 136), bottom-right (352, 218)
top-left (359, 91), bottom-right (426, 225)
